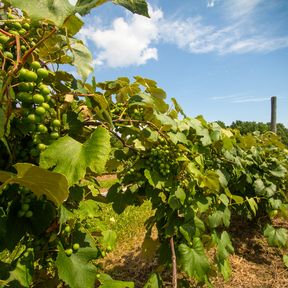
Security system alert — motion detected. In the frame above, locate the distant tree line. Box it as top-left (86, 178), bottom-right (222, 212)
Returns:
top-left (216, 120), bottom-right (288, 146)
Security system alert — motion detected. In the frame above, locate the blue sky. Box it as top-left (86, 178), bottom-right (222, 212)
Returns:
top-left (74, 0), bottom-right (288, 126)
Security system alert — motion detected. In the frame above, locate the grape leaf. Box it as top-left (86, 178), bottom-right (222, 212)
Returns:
top-left (246, 197), bottom-right (258, 215)
top-left (264, 224), bottom-right (288, 247)
top-left (98, 273), bottom-right (134, 288)
top-left (270, 164), bottom-right (287, 178)
top-left (113, 0), bottom-right (149, 17)
top-left (56, 245), bottom-right (99, 288)
top-left (0, 163), bottom-right (68, 206)
top-left (69, 40), bottom-right (93, 82)
top-left (63, 15), bottom-right (84, 36)
top-left (178, 239), bottom-right (210, 282)
top-left (9, 0), bottom-right (74, 26)
top-left (283, 255), bottom-right (288, 268)
top-left (100, 230), bottom-right (117, 250)
top-left (143, 273), bottom-right (163, 288)
top-left (75, 0), bottom-right (110, 16)
top-left (253, 179), bottom-right (266, 196)
top-left (0, 249), bottom-right (33, 287)
top-left (40, 127), bottom-right (111, 185)
top-left (144, 169), bottom-right (165, 189)
top-left (212, 231), bottom-right (234, 280)
top-left (208, 207), bottom-right (231, 229)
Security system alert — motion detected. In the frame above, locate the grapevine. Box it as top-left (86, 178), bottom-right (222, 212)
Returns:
top-left (1, 1), bottom-right (288, 288)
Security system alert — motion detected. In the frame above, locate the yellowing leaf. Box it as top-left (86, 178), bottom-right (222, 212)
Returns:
top-left (40, 127), bottom-right (111, 185)
top-left (0, 163), bottom-right (68, 206)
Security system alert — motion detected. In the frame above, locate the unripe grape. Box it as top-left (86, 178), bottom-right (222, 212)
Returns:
top-left (18, 28), bottom-right (27, 35)
top-left (65, 249), bottom-right (73, 256)
top-left (37, 124), bottom-right (48, 133)
top-left (23, 23), bottom-right (30, 30)
top-left (37, 143), bottom-right (46, 151)
top-left (52, 119), bottom-right (61, 127)
top-left (27, 114), bottom-right (41, 123)
top-left (25, 211), bottom-right (33, 218)
top-left (64, 225), bottom-right (71, 233)
top-left (41, 102), bottom-right (50, 110)
top-left (20, 45), bottom-right (27, 52)
top-left (32, 134), bottom-right (41, 144)
top-left (8, 30), bottom-right (19, 36)
top-left (3, 51), bottom-right (13, 59)
top-left (50, 131), bottom-right (59, 139)
top-left (38, 84), bottom-right (50, 95)
top-left (21, 203), bottom-right (30, 211)
top-left (33, 94), bottom-right (45, 104)
top-left (19, 69), bottom-right (38, 82)
top-left (72, 243), bottom-right (80, 251)
top-left (0, 35), bottom-right (9, 44)
top-left (37, 68), bottom-right (49, 78)
top-left (12, 22), bottom-right (22, 29)
top-left (35, 106), bottom-right (46, 116)
top-left (31, 61), bottom-right (41, 70)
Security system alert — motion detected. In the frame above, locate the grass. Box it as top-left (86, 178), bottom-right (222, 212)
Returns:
top-left (96, 200), bottom-right (153, 241)
top-left (95, 176), bottom-right (154, 242)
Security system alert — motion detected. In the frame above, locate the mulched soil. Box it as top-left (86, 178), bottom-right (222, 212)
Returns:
top-left (99, 217), bottom-right (288, 288)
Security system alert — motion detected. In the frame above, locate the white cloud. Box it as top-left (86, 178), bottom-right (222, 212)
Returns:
top-left (159, 0), bottom-right (288, 55)
top-left (160, 17), bottom-right (288, 55)
top-left (79, 1), bottom-right (288, 68)
top-left (223, 0), bottom-right (262, 20)
top-left (211, 93), bottom-right (270, 103)
top-left (80, 6), bottom-right (162, 68)
top-left (232, 97), bottom-right (270, 103)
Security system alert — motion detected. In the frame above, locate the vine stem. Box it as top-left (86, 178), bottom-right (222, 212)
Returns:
top-left (170, 236), bottom-right (177, 288)
top-left (21, 27), bottom-right (57, 66)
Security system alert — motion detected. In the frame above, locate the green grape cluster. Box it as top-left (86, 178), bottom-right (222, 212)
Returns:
top-left (17, 186), bottom-right (35, 218)
top-left (61, 224), bottom-right (81, 257)
top-left (0, 10), bottom-right (62, 158)
top-left (146, 144), bottom-right (180, 176)
top-left (15, 63), bottom-right (61, 157)
top-left (0, 10), bottom-right (35, 67)
top-left (111, 102), bottom-right (125, 119)
top-left (129, 106), bottom-right (144, 120)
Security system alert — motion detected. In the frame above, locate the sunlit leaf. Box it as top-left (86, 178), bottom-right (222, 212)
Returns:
top-left (9, 0), bottom-right (74, 26)
top-left (75, 0), bottom-right (110, 16)
top-left (56, 245), bottom-right (99, 288)
top-left (264, 224), bottom-right (288, 247)
top-left (178, 239), bottom-right (210, 282)
top-left (0, 163), bottom-right (68, 206)
top-left (40, 127), bottom-right (111, 185)
top-left (69, 40), bottom-right (93, 82)
top-left (143, 273), bottom-right (163, 288)
top-left (98, 273), bottom-right (134, 288)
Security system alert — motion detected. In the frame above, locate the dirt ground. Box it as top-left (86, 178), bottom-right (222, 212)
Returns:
top-left (99, 217), bottom-right (288, 288)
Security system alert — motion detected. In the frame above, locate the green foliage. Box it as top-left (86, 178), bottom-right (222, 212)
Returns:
top-left (1, 0), bottom-right (288, 287)
top-left (178, 239), bottom-right (210, 282)
top-left (56, 245), bottom-right (99, 288)
top-left (0, 163), bottom-right (68, 206)
top-left (97, 273), bottom-right (135, 288)
top-left (40, 127), bottom-right (111, 185)
top-left (264, 224), bottom-right (288, 247)
top-left (113, 0), bottom-right (149, 17)
top-left (143, 273), bottom-right (163, 288)
top-left (8, 0), bottom-right (74, 26)
top-left (229, 120), bottom-right (288, 146)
